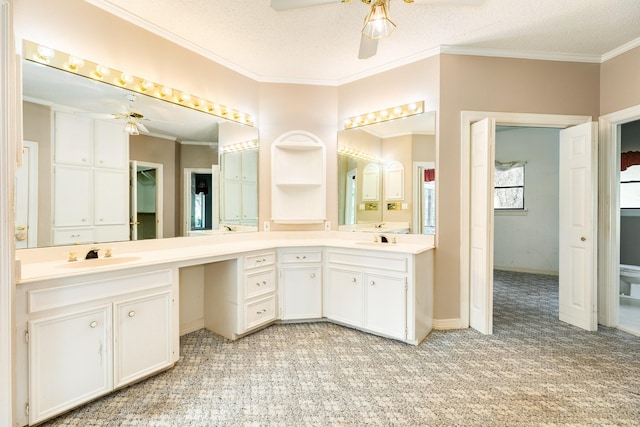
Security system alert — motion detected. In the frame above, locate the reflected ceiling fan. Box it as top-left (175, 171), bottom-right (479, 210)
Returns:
top-left (270, 0), bottom-right (485, 59)
top-left (79, 94), bottom-right (151, 135)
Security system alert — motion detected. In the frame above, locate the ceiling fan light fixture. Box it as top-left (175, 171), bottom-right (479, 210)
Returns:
top-left (124, 120), bottom-right (139, 135)
top-left (362, 0), bottom-right (396, 40)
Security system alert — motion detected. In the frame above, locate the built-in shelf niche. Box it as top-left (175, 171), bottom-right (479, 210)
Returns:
top-left (271, 130), bottom-right (326, 224)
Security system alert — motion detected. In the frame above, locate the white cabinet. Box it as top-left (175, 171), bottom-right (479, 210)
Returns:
top-left (28, 305), bottom-right (112, 425)
top-left (114, 291), bottom-right (172, 387)
top-left (326, 267), bottom-right (363, 327)
top-left (326, 250), bottom-right (409, 340)
top-left (204, 251), bottom-right (277, 340)
top-left (16, 269), bottom-right (177, 426)
top-left (279, 248), bottom-right (322, 320)
top-left (221, 149), bottom-right (258, 225)
top-left (52, 112), bottom-right (130, 245)
top-left (364, 273), bottom-right (406, 339)
top-left (362, 163), bottom-right (380, 201)
top-left (271, 131), bottom-right (326, 224)
top-left (385, 161), bottom-right (405, 200)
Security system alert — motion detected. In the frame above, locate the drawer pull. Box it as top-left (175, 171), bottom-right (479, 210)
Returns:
top-left (370, 281), bottom-right (375, 286)
top-left (256, 309), bottom-right (267, 315)
top-left (89, 321), bottom-right (98, 328)
top-left (310, 273), bottom-right (316, 278)
top-left (128, 311), bottom-right (136, 318)
top-left (352, 277), bottom-right (357, 283)
top-left (296, 255), bottom-right (306, 260)
top-left (256, 281), bottom-right (267, 287)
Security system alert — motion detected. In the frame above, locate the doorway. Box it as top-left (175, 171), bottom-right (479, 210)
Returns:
top-left (599, 110), bottom-right (640, 336)
top-left (183, 166), bottom-right (219, 236)
top-left (461, 112), bottom-right (595, 334)
top-left (130, 161), bottom-right (164, 241)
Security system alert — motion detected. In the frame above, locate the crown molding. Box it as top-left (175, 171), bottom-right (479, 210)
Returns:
top-left (440, 45), bottom-right (601, 64)
top-left (601, 36), bottom-right (640, 63)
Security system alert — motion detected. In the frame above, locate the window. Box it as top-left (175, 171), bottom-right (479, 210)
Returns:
top-left (494, 163), bottom-right (525, 210)
top-left (620, 164), bottom-right (640, 209)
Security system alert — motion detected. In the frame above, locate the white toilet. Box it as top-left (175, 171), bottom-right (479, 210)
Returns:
top-left (620, 264), bottom-right (640, 298)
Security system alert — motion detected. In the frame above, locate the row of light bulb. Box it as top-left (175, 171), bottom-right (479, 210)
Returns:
top-left (338, 145), bottom-right (382, 163)
top-left (220, 140), bottom-right (259, 153)
top-left (29, 42), bottom-right (254, 127)
top-left (344, 100), bottom-right (424, 129)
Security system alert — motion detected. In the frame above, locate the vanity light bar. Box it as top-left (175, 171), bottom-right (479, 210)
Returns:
top-left (220, 139), bottom-right (259, 153)
top-left (343, 100), bottom-right (424, 130)
top-left (23, 40), bottom-right (255, 127)
top-left (338, 145), bottom-right (382, 163)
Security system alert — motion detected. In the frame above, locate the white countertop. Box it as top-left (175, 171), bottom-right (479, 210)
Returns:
top-left (16, 231), bottom-right (435, 284)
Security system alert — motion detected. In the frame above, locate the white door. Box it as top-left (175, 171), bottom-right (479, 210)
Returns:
top-left (559, 122), bottom-right (598, 331)
top-left (15, 141), bottom-right (38, 249)
top-left (129, 161), bottom-right (139, 241)
top-left (469, 118), bottom-right (495, 334)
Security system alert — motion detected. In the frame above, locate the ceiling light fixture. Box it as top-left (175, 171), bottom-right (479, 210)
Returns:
top-left (338, 145), bottom-right (382, 163)
top-left (123, 121), bottom-right (139, 135)
top-left (361, 0), bottom-right (396, 40)
top-left (22, 40), bottom-right (255, 127)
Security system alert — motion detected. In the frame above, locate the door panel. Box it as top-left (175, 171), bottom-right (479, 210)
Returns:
top-left (559, 122), bottom-right (598, 331)
top-left (469, 118), bottom-right (495, 334)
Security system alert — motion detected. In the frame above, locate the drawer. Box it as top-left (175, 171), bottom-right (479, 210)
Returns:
top-left (279, 250), bottom-right (322, 264)
top-left (245, 269), bottom-right (276, 299)
top-left (52, 227), bottom-right (95, 246)
top-left (244, 252), bottom-right (275, 270)
top-left (244, 295), bottom-right (276, 330)
top-left (327, 251), bottom-right (407, 273)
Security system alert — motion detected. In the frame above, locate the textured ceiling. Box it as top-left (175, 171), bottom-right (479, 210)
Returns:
top-left (87, 0), bottom-right (640, 85)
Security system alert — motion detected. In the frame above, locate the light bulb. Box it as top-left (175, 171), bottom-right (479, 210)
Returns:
top-left (119, 72), bottom-right (134, 86)
top-left (35, 45), bottom-right (55, 62)
top-left (67, 55), bottom-right (85, 71)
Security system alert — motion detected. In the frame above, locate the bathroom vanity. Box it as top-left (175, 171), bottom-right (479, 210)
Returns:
top-left (14, 232), bottom-right (434, 426)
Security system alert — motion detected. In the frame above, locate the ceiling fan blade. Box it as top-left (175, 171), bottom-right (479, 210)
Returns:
top-left (411, 0), bottom-right (486, 5)
top-left (136, 122), bottom-right (150, 133)
top-left (358, 34), bottom-right (378, 59)
top-left (270, 0), bottom-right (343, 11)
top-left (74, 111), bottom-right (119, 120)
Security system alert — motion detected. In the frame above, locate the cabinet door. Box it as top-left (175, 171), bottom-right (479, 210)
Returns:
top-left (28, 305), bottom-right (112, 425)
top-left (365, 273), bottom-right (407, 340)
top-left (242, 150), bottom-right (258, 181)
top-left (53, 165), bottom-right (92, 227)
top-left (223, 151), bottom-right (242, 180)
top-left (280, 266), bottom-right (322, 320)
top-left (94, 169), bottom-right (129, 225)
top-left (54, 112), bottom-right (93, 166)
top-left (222, 180), bottom-right (242, 223)
top-left (241, 181), bottom-right (258, 223)
top-left (115, 292), bottom-right (172, 387)
top-left (326, 267), bottom-right (363, 327)
top-left (94, 120), bottom-right (128, 169)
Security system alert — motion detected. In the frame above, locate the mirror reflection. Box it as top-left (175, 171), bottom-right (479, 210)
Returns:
top-left (337, 111), bottom-right (436, 234)
top-left (19, 59), bottom-right (258, 248)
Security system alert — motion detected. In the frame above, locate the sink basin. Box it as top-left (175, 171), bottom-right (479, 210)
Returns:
top-left (355, 241), bottom-right (393, 247)
top-left (59, 256), bottom-right (141, 268)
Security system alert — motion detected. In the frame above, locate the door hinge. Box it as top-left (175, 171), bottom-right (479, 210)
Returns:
top-left (24, 330), bottom-right (29, 343)
top-left (25, 402), bottom-right (29, 416)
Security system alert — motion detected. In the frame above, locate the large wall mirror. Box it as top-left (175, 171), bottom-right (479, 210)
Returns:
top-left (18, 59), bottom-right (258, 249)
top-left (338, 111), bottom-right (436, 234)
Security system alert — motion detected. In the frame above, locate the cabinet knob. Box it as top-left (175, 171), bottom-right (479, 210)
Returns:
top-left (581, 236), bottom-right (586, 242)
top-left (351, 278), bottom-right (357, 283)
top-left (370, 281), bottom-right (375, 286)
top-left (89, 321), bottom-right (98, 328)
top-left (128, 311), bottom-right (136, 318)
top-left (310, 273), bottom-right (316, 278)
top-left (81, 218), bottom-right (87, 222)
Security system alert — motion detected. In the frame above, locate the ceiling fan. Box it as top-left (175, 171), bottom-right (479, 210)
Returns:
top-left (270, 0), bottom-right (485, 59)
top-left (78, 94), bottom-right (151, 135)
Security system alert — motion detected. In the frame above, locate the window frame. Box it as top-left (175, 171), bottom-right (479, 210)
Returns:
top-left (494, 163), bottom-right (525, 211)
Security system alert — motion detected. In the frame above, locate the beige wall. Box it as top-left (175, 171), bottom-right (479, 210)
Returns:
top-left (130, 135), bottom-right (179, 238)
top-left (258, 82), bottom-right (338, 231)
top-left (436, 54), bottom-right (600, 320)
top-left (22, 101), bottom-right (51, 246)
top-left (601, 46), bottom-right (640, 115)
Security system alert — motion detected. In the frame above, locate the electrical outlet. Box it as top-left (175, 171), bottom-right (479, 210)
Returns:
top-left (324, 221), bottom-right (331, 231)
top-left (263, 221), bottom-right (270, 232)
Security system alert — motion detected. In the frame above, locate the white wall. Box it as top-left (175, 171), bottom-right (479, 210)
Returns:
top-left (494, 127), bottom-right (560, 275)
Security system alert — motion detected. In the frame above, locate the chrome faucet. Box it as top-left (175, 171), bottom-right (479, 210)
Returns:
top-left (379, 235), bottom-right (389, 243)
top-left (85, 248), bottom-right (100, 260)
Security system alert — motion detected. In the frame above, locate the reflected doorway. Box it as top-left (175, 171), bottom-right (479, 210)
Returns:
top-left (413, 162), bottom-right (435, 235)
top-left (183, 166), bottom-right (219, 236)
top-left (15, 141), bottom-right (38, 248)
top-left (130, 161), bottom-right (164, 241)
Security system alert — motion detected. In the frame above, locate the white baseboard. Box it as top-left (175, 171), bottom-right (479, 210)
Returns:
top-left (494, 266), bottom-right (559, 276)
top-left (432, 318), bottom-right (464, 330)
top-left (180, 319), bottom-right (204, 336)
